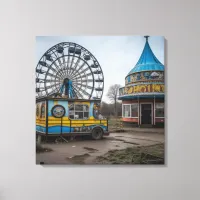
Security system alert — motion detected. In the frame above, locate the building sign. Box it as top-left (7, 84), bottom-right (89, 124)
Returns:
top-left (125, 71), bottom-right (164, 85)
top-left (52, 105), bottom-right (65, 118)
top-left (119, 84), bottom-right (164, 96)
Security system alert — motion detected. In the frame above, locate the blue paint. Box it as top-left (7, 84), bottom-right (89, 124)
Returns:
top-left (68, 80), bottom-right (74, 98)
top-left (124, 82), bottom-right (164, 86)
top-left (60, 84), bottom-right (64, 93)
top-left (36, 125), bottom-right (46, 133)
top-left (58, 100), bottom-right (68, 116)
top-left (128, 39), bottom-right (164, 74)
top-left (90, 102), bottom-right (94, 117)
top-left (47, 125), bottom-right (107, 134)
top-left (48, 100), bottom-right (54, 116)
top-left (59, 79), bottom-right (75, 98)
top-left (48, 126), bottom-right (74, 134)
top-left (119, 94), bottom-right (164, 100)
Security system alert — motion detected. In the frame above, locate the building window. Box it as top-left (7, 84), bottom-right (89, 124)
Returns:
top-left (36, 104), bottom-right (40, 117)
top-left (123, 104), bottom-right (139, 118)
top-left (131, 104), bottom-right (138, 117)
top-left (155, 103), bottom-right (164, 117)
top-left (123, 105), bottom-right (131, 117)
top-left (69, 104), bottom-right (89, 119)
top-left (41, 103), bottom-right (45, 118)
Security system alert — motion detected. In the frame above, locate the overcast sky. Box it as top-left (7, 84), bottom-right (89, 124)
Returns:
top-left (36, 36), bottom-right (164, 103)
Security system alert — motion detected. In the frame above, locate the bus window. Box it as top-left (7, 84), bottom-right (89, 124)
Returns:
top-left (69, 104), bottom-right (89, 120)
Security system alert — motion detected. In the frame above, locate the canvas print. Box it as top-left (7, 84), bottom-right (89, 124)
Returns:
top-left (36, 36), bottom-right (165, 165)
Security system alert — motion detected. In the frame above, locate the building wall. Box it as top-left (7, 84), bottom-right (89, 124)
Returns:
top-left (36, 100), bottom-right (46, 134)
top-left (121, 98), bottom-right (164, 127)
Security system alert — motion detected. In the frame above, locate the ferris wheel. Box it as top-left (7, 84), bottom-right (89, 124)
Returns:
top-left (36, 42), bottom-right (104, 100)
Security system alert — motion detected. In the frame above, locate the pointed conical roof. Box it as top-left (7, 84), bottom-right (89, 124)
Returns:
top-left (128, 36), bottom-right (164, 75)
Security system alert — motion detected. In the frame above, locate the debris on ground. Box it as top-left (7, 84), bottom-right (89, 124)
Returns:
top-left (66, 153), bottom-right (90, 164)
top-left (83, 147), bottom-right (98, 152)
top-left (36, 143), bottom-right (52, 153)
top-left (108, 117), bottom-right (125, 133)
top-left (110, 138), bottom-right (139, 145)
top-left (55, 136), bottom-right (68, 143)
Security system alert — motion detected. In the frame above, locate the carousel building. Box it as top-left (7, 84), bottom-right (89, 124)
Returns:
top-left (118, 36), bottom-right (165, 127)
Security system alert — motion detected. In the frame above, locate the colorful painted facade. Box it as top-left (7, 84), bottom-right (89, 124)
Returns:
top-left (118, 36), bottom-right (165, 127)
top-left (36, 98), bottom-right (109, 136)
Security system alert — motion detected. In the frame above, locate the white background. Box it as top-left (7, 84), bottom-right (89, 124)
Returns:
top-left (0, 0), bottom-right (200, 199)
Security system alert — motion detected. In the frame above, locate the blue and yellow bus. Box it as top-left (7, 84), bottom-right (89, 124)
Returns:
top-left (36, 97), bottom-right (109, 140)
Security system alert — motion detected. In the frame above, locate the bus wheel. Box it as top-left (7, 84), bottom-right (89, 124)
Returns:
top-left (91, 127), bottom-right (103, 140)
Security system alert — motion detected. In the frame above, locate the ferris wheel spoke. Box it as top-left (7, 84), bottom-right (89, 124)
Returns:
top-left (71, 70), bottom-right (82, 82)
top-left (47, 65), bottom-right (65, 79)
top-left (52, 62), bottom-right (65, 77)
top-left (77, 86), bottom-right (91, 97)
top-left (66, 52), bottom-right (70, 76)
top-left (75, 72), bottom-right (92, 80)
top-left (50, 50), bottom-right (65, 73)
top-left (68, 50), bottom-right (76, 77)
top-left (45, 83), bottom-right (61, 90)
top-left (62, 53), bottom-right (66, 66)
top-left (53, 60), bottom-right (66, 78)
top-left (47, 87), bottom-right (60, 96)
top-left (74, 83), bottom-right (93, 90)
top-left (38, 78), bottom-right (60, 83)
top-left (72, 86), bottom-right (84, 99)
top-left (71, 88), bottom-right (78, 98)
top-left (46, 79), bottom-right (60, 83)
top-left (45, 71), bottom-right (59, 79)
top-left (79, 79), bottom-right (93, 83)
top-left (69, 56), bottom-right (81, 76)
top-left (62, 55), bottom-right (68, 77)
top-left (57, 57), bottom-right (63, 68)
top-left (54, 69), bottom-right (66, 80)
top-left (80, 67), bottom-right (90, 75)
top-left (70, 62), bottom-right (86, 78)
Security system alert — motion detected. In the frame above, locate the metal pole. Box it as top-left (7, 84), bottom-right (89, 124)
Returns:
top-left (61, 117), bottom-right (63, 135)
top-left (70, 119), bottom-right (71, 133)
top-left (154, 95), bottom-right (155, 126)
top-left (138, 96), bottom-right (140, 127)
top-left (107, 118), bottom-right (108, 131)
top-left (37, 135), bottom-right (41, 144)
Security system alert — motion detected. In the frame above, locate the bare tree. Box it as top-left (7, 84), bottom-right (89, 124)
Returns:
top-left (100, 101), bottom-right (122, 117)
top-left (107, 84), bottom-right (121, 116)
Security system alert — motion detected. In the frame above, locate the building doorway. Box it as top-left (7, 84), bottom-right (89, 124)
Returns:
top-left (141, 103), bottom-right (152, 125)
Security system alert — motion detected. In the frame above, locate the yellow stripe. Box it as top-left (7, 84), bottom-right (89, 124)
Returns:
top-left (47, 122), bottom-right (107, 127)
top-left (73, 101), bottom-right (90, 105)
top-left (36, 123), bottom-right (46, 125)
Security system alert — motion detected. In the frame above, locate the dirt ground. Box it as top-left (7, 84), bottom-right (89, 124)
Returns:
top-left (36, 129), bottom-right (165, 165)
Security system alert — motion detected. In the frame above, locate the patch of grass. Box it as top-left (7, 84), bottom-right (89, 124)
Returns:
top-left (96, 144), bottom-right (164, 164)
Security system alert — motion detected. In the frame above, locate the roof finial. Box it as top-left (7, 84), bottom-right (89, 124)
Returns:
top-left (144, 35), bottom-right (149, 42)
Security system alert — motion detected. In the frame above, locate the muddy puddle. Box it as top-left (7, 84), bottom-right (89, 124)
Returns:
top-left (66, 153), bottom-right (91, 164)
top-left (112, 138), bottom-right (139, 145)
top-left (83, 147), bottom-right (99, 153)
